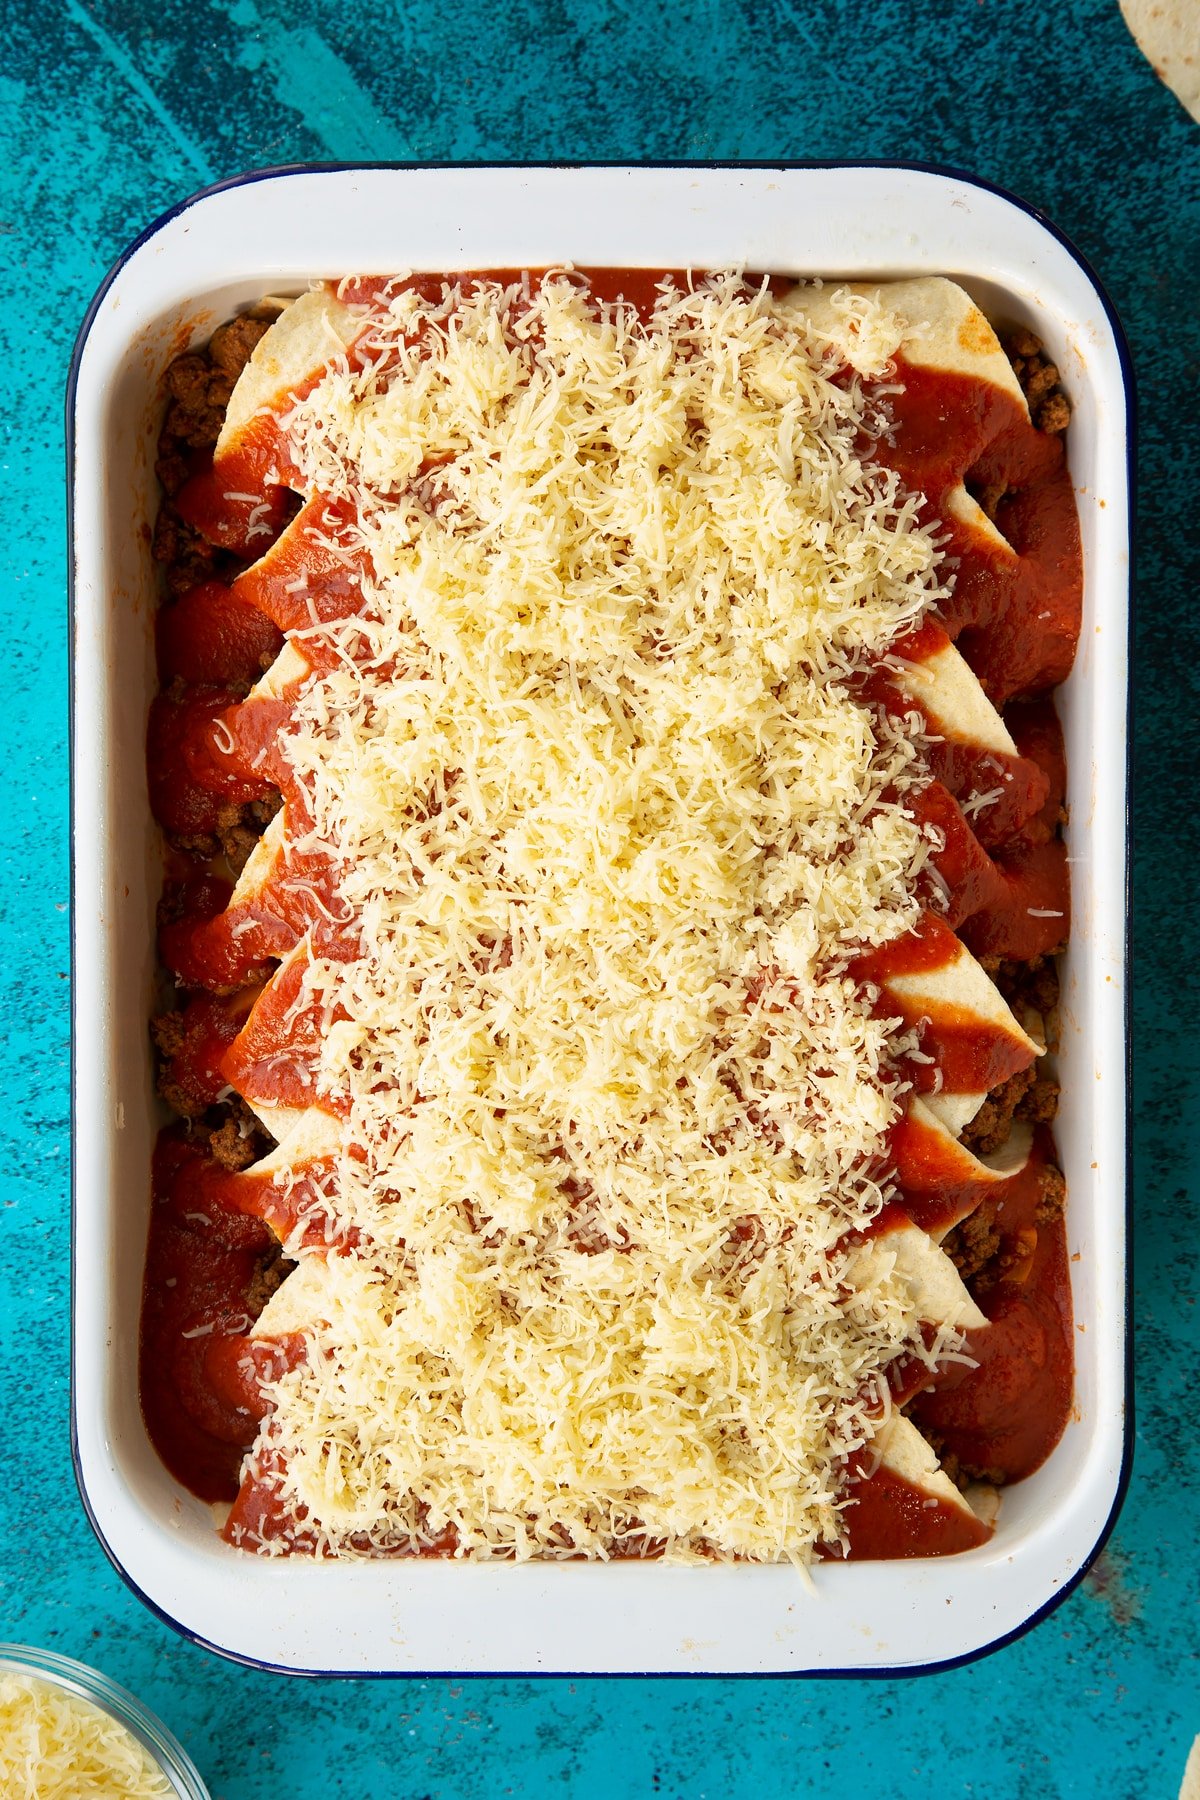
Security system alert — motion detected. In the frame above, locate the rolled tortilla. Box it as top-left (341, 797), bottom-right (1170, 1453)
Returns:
top-left (221, 941), bottom-right (338, 1141)
top-left (843, 1215), bottom-right (987, 1331)
top-left (788, 276), bottom-right (1026, 405)
top-left (893, 1102), bottom-right (1034, 1239)
top-left (217, 287), bottom-right (366, 456)
top-left (875, 914), bottom-right (1040, 1136)
top-left (889, 624), bottom-right (1017, 758)
top-left (1120, 0), bottom-right (1200, 122)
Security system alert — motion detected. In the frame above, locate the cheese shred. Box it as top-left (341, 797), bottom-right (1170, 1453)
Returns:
top-left (0, 1674), bottom-right (175, 1800)
top-left (247, 272), bottom-right (956, 1562)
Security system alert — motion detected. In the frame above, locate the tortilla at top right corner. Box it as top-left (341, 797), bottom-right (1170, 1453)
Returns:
top-left (1120, 0), bottom-right (1200, 123)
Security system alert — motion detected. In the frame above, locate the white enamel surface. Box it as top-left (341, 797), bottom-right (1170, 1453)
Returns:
top-left (70, 164), bottom-right (1129, 1675)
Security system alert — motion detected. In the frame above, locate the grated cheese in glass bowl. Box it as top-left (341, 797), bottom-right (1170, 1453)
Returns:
top-left (0, 1645), bottom-right (209, 1800)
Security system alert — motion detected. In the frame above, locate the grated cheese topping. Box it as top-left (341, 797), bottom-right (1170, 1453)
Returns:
top-left (0, 1673), bottom-right (175, 1800)
top-left (243, 273), bottom-right (959, 1561)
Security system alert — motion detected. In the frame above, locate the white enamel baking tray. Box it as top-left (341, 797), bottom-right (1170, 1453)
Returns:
top-left (69, 164), bottom-right (1130, 1676)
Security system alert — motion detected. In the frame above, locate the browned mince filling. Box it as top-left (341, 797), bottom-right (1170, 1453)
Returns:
top-left (936, 332), bottom-right (1070, 1303)
top-left (153, 316), bottom-right (291, 865)
top-left (928, 1144), bottom-right (1068, 1495)
top-left (166, 790), bottom-right (283, 873)
top-left (153, 319), bottom-right (278, 595)
top-left (1004, 329), bottom-right (1072, 436)
top-left (946, 1159), bottom-right (1066, 1286)
top-left (155, 317), bottom-right (275, 498)
top-left (150, 314), bottom-right (288, 1258)
top-left (244, 1243), bottom-right (294, 1312)
top-left (969, 331), bottom-right (1072, 521)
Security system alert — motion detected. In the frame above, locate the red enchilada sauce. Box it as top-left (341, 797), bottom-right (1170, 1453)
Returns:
top-left (908, 1128), bottom-right (1074, 1484)
top-left (141, 271), bottom-right (1080, 1557)
top-left (141, 1133), bottom-right (281, 1499)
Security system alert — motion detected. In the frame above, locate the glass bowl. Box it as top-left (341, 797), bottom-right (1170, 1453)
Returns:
top-left (0, 1644), bottom-right (209, 1799)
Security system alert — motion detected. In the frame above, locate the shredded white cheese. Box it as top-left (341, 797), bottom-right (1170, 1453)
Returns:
top-left (0, 1673), bottom-right (175, 1800)
top-left (240, 273), bottom-right (958, 1562)
top-left (960, 785), bottom-right (1005, 819)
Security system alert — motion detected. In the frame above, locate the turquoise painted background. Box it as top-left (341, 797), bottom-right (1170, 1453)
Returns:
top-left (2, 0), bottom-right (1197, 1794)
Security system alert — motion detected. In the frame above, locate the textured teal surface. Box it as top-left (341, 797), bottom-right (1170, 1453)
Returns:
top-left (2, 0), bottom-right (1197, 1794)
